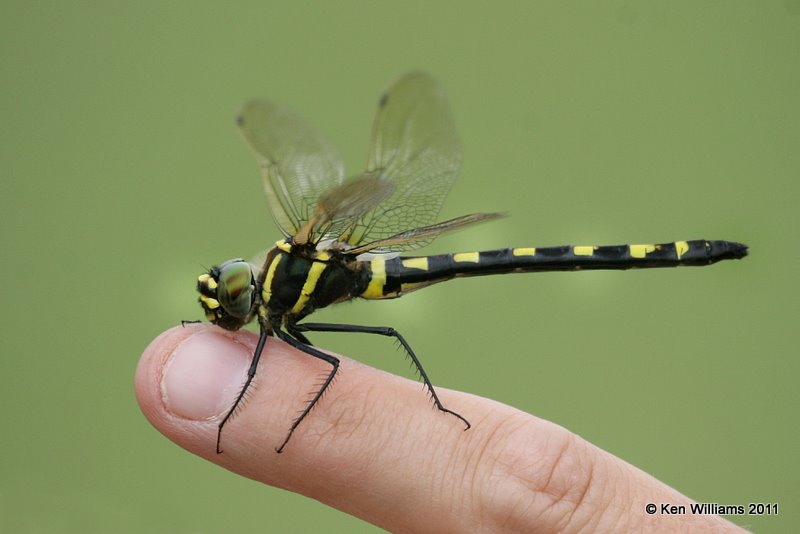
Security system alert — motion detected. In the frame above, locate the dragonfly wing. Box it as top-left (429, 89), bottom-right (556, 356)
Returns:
top-left (336, 72), bottom-right (463, 250)
top-left (238, 99), bottom-right (345, 237)
top-left (293, 173), bottom-right (395, 245)
top-left (346, 212), bottom-right (505, 255)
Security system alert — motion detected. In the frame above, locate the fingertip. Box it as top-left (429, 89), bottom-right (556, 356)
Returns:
top-left (135, 325), bottom-right (258, 453)
top-left (161, 328), bottom-right (253, 420)
top-left (134, 325), bottom-right (187, 428)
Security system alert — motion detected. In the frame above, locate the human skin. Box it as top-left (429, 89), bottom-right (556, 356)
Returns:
top-left (135, 325), bottom-right (746, 533)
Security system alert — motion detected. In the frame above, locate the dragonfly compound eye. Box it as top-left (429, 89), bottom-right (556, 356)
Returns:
top-left (197, 259), bottom-right (255, 331)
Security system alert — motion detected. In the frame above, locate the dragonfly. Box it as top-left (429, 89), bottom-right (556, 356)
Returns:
top-left (195, 71), bottom-right (748, 453)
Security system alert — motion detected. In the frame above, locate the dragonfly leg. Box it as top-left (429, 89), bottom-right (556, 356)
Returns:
top-left (274, 329), bottom-right (339, 453)
top-left (286, 323), bottom-right (313, 345)
top-left (296, 322), bottom-right (471, 431)
top-left (216, 327), bottom-right (269, 454)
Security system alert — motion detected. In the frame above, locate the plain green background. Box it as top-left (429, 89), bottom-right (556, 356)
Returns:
top-left (2, 1), bottom-right (797, 532)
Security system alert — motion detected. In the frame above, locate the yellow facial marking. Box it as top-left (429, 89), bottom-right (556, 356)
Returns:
top-left (573, 246), bottom-right (597, 256)
top-left (198, 273), bottom-right (210, 284)
top-left (513, 247), bottom-right (536, 256)
top-left (276, 240), bottom-right (292, 253)
top-left (291, 260), bottom-right (328, 314)
top-left (453, 252), bottom-right (479, 263)
top-left (629, 244), bottom-right (656, 259)
top-left (361, 258), bottom-right (386, 299)
top-left (675, 241), bottom-right (689, 259)
top-left (199, 295), bottom-right (220, 310)
top-left (402, 257), bottom-right (429, 270)
top-left (261, 253), bottom-right (283, 304)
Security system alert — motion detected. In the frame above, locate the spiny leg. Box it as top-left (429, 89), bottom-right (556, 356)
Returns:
top-left (296, 322), bottom-right (471, 430)
top-left (274, 329), bottom-right (339, 453)
top-left (216, 328), bottom-right (269, 454)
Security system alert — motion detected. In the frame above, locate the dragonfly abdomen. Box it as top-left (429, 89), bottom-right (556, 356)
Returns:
top-left (359, 240), bottom-right (747, 299)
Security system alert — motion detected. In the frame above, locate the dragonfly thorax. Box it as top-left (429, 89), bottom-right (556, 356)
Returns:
top-left (256, 240), bottom-right (369, 323)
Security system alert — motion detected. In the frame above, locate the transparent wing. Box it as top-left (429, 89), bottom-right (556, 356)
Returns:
top-left (238, 99), bottom-right (344, 237)
top-left (291, 173), bottom-right (395, 246)
top-left (347, 212), bottom-right (505, 255)
top-left (330, 71), bottom-right (463, 251)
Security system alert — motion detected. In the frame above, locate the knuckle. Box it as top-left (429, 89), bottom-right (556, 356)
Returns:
top-left (461, 414), bottom-right (607, 532)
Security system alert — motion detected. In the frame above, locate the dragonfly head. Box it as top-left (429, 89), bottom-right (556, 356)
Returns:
top-left (197, 259), bottom-right (257, 331)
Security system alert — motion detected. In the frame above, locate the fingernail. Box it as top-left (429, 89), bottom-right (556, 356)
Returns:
top-left (161, 330), bottom-right (250, 420)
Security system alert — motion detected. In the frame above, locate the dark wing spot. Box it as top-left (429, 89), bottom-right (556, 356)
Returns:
top-left (378, 92), bottom-right (389, 107)
top-left (236, 114), bottom-right (245, 126)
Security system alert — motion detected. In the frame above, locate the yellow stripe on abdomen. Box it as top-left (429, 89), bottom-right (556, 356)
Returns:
top-left (629, 244), bottom-right (656, 258)
top-left (402, 257), bottom-right (429, 270)
top-left (573, 245), bottom-right (597, 256)
top-left (453, 252), bottom-right (479, 263)
top-left (675, 241), bottom-right (689, 259)
top-left (361, 258), bottom-right (387, 299)
top-left (512, 247), bottom-right (536, 256)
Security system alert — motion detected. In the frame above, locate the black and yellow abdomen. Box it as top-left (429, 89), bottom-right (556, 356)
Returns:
top-left (359, 240), bottom-right (748, 300)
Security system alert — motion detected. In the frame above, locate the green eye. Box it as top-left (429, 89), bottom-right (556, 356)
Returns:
top-left (217, 260), bottom-right (255, 319)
